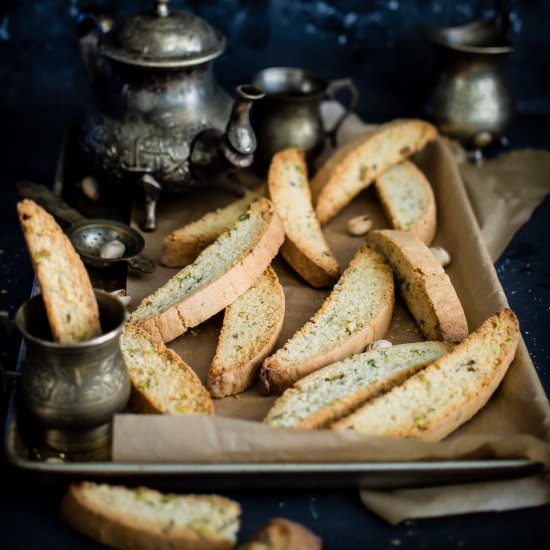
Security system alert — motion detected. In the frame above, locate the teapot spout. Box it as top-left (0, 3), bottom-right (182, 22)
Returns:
top-left (190, 85), bottom-right (265, 181)
top-left (223, 85), bottom-right (266, 166)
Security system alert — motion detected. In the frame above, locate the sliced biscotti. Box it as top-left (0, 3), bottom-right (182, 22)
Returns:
top-left (367, 229), bottom-right (468, 343)
top-left (208, 266), bottom-right (285, 399)
top-left (333, 308), bottom-right (519, 440)
top-left (129, 198), bottom-right (285, 343)
top-left (374, 160), bottom-right (437, 245)
top-left (61, 482), bottom-right (241, 550)
top-left (311, 119), bottom-right (438, 224)
top-left (268, 148), bottom-right (339, 287)
top-left (161, 186), bottom-right (265, 267)
top-left (239, 518), bottom-right (321, 550)
top-left (260, 244), bottom-right (394, 395)
top-left (120, 324), bottom-right (214, 415)
top-left (265, 341), bottom-right (451, 429)
top-left (17, 199), bottom-right (100, 343)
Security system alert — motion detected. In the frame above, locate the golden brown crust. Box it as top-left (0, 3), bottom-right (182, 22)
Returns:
top-left (311, 119), bottom-right (438, 224)
top-left (239, 518), bottom-right (321, 550)
top-left (268, 148), bottom-right (339, 288)
top-left (332, 308), bottom-right (519, 440)
top-left (161, 188), bottom-right (264, 267)
top-left (130, 198), bottom-right (285, 343)
top-left (17, 199), bottom-right (100, 343)
top-left (264, 342), bottom-right (451, 430)
top-left (374, 160), bottom-right (437, 245)
top-left (61, 482), bottom-right (238, 550)
top-left (260, 244), bottom-right (395, 395)
top-left (122, 324), bottom-right (214, 415)
top-left (367, 229), bottom-right (468, 342)
top-left (208, 267), bottom-right (286, 398)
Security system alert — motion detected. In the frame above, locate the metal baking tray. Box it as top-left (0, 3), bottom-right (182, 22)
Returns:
top-left (2, 125), bottom-right (544, 488)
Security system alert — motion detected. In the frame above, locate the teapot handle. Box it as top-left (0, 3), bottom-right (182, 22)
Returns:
top-left (324, 79), bottom-right (359, 147)
top-left (77, 8), bottom-right (114, 93)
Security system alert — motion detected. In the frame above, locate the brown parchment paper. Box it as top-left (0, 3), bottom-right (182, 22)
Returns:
top-left (116, 102), bottom-right (550, 522)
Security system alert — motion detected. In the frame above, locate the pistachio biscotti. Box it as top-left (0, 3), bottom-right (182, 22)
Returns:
top-left (121, 324), bottom-right (214, 415)
top-left (367, 229), bottom-right (468, 343)
top-left (61, 482), bottom-right (241, 550)
top-left (161, 186), bottom-right (265, 267)
top-left (260, 243), bottom-right (394, 394)
top-left (374, 160), bottom-right (437, 245)
top-left (268, 148), bottom-right (339, 287)
top-left (208, 266), bottom-right (285, 399)
top-left (264, 341), bottom-right (451, 429)
top-left (333, 308), bottom-right (519, 441)
top-left (17, 199), bottom-right (101, 343)
top-left (129, 198), bottom-right (285, 343)
top-left (311, 119), bottom-right (438, 224)
top-left (239, 518), bottom-right (321, 550)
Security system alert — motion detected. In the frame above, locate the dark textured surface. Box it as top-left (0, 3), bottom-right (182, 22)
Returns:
top-left (1, 1), bottom-right (549, 118)
top-left (1, 1), bottom-right (550, 549)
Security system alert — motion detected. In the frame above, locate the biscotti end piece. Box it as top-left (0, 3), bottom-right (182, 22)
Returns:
top-left (208, 266), bottom-right (285, 398)
top-left (121, 324), bottom-right (214, 415)
top-left (367, 229), bottom-right (468, 343)
top-left (332, 308), bottom-right (519, 441)
top-left (268, 148), bottom-right (339, 288)
top-left (374, 160), bottom-right (437, 245)
top-left (311, 119), bottom-right (438, 224)
top-left (61, 482), bottom-right (241, 550)
top-left (129, 197), bottom-right (285, 343)
top-left (265, 341), bottom-right (451, 430)
top-left (17, 199), bottom-right (101, 343)
top-left (239, 518), bottom-right (321, 550)
top-left (161, 186), bottom-right (265, 267)
top-left (260, 243), bottom-right (394, 395)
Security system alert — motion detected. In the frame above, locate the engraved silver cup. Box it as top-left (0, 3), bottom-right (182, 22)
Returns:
top-left (15, 290), bottom-right (130, 452)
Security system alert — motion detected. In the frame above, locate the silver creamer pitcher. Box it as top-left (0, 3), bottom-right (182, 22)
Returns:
top-left (420, 14), bottom-right (514, 155)
top-left (15, 290), bottom-right (130, 452)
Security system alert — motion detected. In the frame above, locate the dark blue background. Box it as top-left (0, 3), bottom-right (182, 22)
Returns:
top-left (1, 0), bottom-right (549, 119)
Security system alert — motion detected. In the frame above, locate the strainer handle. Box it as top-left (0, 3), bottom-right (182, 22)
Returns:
top-left (16, 181), bottom-right (86, 225)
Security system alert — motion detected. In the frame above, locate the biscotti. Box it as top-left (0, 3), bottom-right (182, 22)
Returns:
top-left (264, 341), bottom-right (451, 429)
top-left (161, 186), bottom-right (265, 267)
top-left (311, 119), bottom-right (438, 224)
top-left (260, 243), bottom-right (394, 394)
top-left (268, 148), bottom-right (339, 287)
top-left (17, 199), bottom-right (100, 343)
top-left (332, 308), bottom-right (519, 440)
top-left (208, 266), bottom-right (285, 399)
top-left (61, 482), bottom-right (241, 550)
top-left (374, 160), bottom-right (436, 245)
top-left (129, 198), bottom-right (285, 343)
top-left (367, 229), bottom-right (468, 342)
top-left (239, 518), bottom-right (321, 550)
top-left (120, 324), bottom-right (214, 415)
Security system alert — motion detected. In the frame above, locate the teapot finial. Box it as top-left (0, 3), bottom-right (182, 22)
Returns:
top-left (156, 0), bottom-right (169, 17)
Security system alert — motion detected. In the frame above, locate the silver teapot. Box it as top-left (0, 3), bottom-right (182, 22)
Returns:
top-left (78, 0), bottom-right (264, 230)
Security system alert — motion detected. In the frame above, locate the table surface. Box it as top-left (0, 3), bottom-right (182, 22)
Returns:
top-left (0, 108), bottom-right (549, 549)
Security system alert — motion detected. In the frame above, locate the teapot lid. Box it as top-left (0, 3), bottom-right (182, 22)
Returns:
top-left (99, 0), bottom-right (226, 67)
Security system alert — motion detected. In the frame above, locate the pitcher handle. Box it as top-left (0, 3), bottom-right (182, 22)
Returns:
top-left (324, 78), bottom-right (359, 147)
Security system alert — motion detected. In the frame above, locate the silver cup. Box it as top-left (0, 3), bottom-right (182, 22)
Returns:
top-left (251, 67), bottom-right (358, 167)
top-left (15, 290), bottom-right (131, 452)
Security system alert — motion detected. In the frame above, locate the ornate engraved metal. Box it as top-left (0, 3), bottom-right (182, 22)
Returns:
top-left (78, 0), bottom-right (264, 230)
top-left (15, 291), bottom-right (131, 452)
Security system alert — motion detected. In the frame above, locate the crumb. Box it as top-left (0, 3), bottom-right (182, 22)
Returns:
top-left (232, 394), bottom-right (240, 400)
